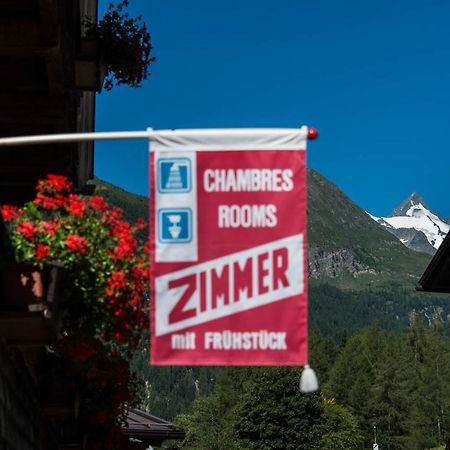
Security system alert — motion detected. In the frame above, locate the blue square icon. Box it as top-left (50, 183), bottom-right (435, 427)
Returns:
top-left (157, 158), bottom-right (191, 193)
top-left (158, 209), bottom-right (192, 243)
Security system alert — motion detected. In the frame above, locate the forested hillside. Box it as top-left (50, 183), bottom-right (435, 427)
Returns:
top-left (96, 172), bottom-right (450, 448)
top-left (176, 320), bottom-right (450, 449)
top-left (91, 177), bottom-right (148, 231)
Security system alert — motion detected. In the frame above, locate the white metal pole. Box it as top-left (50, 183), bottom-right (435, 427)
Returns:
top-left (0, 127), bottom-right (317, 147)
top-left (0, 130), bottom-right (153, 147)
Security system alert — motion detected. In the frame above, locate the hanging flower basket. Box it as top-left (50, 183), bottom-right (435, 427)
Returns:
top-left (83, 0), bottom-right (155, 91)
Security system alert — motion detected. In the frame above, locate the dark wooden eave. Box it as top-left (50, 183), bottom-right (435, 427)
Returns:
top-left (0, 0), bottom-right (96, 205)
top-left (417, 232), bottom-right (450, 293)
top-left (123, 408), bottom-right (185, 448)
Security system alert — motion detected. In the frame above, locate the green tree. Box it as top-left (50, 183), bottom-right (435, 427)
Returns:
top-left (309, 328), bottom-right (338, 385)
top-left (177, 394), bottom-right (240, 450)
top-left (176, 368), bottom-right (248, 450)
top-left (318, 398), bottom-right (363, 449)
top-left (178, 365), bottom-right (361, 450)
top-left (366, 336), bottom-right (413, 449)
top-left (235, 367), bottom-right (323, 450)
top-left (402, 319), bottom-right (450, 449)
top-left (325, 325), bottom-right (388, 446)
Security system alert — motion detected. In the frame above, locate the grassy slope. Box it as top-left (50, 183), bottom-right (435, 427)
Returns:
top-left (307, 169), bottom-right (431, 289)
top-left (90, 177), bottom-right (148, 223)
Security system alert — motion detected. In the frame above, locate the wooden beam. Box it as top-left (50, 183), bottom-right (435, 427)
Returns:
top-left (0, 93), bottom-right (64, 106)
top-left (59, 445), bottom-right (83, 450)
top-left (41, 0), bottom-right (66, 95)
top-left (1, 1), bottom-right (39, 19)
top-left (0, 94), bottom-right (71, 125)
top-left (0, 113), bottom-right (66, 126)
top-left (38, 0), bottom-right (59, 24)
top-left (0, 19), bottom-right (57, 48)
top-left (0, 18), bottom-right (59, 57)
top-left (13, 344), bottom-right (45, 383)
top-left (0, 312), bottom-right (56, 343)
top-left (0, 45), bottom-right (59, 57)
top-left (42, 405), bottom-right (75, 418)
top-left (46, 53), bottom-right (66, 95)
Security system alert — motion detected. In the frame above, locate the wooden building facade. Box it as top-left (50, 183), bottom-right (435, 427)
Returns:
top-left (0, 1), bottom-right (183, 448)
top-left (0, 1), bottom-right (98, 448)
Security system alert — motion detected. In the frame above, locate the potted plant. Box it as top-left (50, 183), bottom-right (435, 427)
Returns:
top-left (1, 174), bottom-right (149, 344)
top-left (1, 174), bottom-right (149, 449)
top-left (77, 0), bottom-right (155, 91)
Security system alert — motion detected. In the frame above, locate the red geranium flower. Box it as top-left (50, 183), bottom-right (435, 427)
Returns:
top-left (35, 244), bottom-right (50, 259)
top-left (1, 204), bottom-right (19, 221)
top-left (129, 294), bottom-right (141, 307)
top-left (110, 220), bottom-right (131, 238)
top-left (66, 234), bottom-right (88, 255)
top-left (112, 235), bottom-right (136, 260)
top-left (39, 220), bottom-right (59, 236)
top-left (108, 297), bottom-right (118, 306)
top-left (131, 266), bottom-right (147, 281)
top-left (66, 194), bottom-right (86, 217)
top-left (113, 308), bottom-right (124, 318)
top-left (134, 217), bottom-right (146, 230)
top-left (34, 193), bottom-right (64, 209)
top-left (17, 221), bottom-right (37, 240)
top-left (89, 196), bottom-right (108, 211)
top-left (37, 174), bottom-right (72, 193)
top-left (107, 271), bottom-right (128, 289)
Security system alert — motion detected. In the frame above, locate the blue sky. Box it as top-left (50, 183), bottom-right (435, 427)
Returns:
top-left (95, 0), bottom-right (450, 218)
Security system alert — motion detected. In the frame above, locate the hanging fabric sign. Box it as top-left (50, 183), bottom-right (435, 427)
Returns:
top-left (149, 128), bottom-right (308, 365)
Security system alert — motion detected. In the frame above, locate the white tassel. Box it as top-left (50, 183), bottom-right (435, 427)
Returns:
top-left (300, 364), bottom-right (319, 393)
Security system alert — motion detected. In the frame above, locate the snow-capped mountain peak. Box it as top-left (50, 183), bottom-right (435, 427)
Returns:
top-left (368, 193), bottom-right (449, 255)
top-left (390, 192), bottom-right (431, 217)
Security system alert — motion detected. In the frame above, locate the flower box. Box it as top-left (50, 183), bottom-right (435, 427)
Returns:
top-left (0, 263), bottom-right (63, 344)
top-left (1, 263), bottom-right (62, 316)
top-left (75, 37), bottom-right (106, 92)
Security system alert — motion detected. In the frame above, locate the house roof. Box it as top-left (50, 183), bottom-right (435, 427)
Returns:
top-left (417, 232), bottom-right (450, 293)
top-left (123, 408), bottom-right (185, 448)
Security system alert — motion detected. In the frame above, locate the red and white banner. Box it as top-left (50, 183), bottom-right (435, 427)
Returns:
top-left (149, 128), bottom-right (308, 365)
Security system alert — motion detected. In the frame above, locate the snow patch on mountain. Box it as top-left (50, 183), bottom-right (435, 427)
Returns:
top-left (383, 202), bottom-right (449, 249)
top-left (368, 194), bottom-right (449, 254)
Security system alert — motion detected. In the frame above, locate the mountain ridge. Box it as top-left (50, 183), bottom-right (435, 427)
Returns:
top-left (307, 170), bottom-right (430, 288)
top-left (92, 171), bottom-right (431, 291)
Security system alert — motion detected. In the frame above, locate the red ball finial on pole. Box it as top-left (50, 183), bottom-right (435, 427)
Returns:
top-left (307, 127), bottom-right (319, 140)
